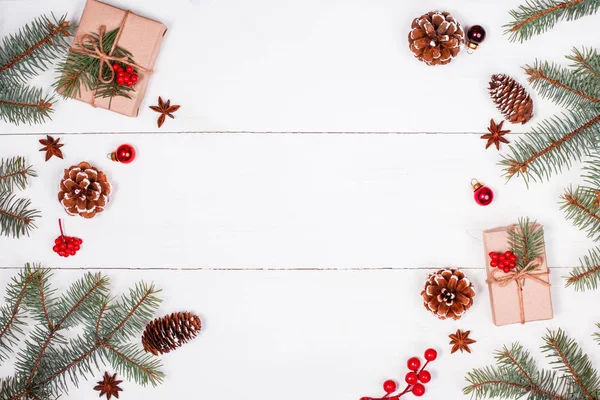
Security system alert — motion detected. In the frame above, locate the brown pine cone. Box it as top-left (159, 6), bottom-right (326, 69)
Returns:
top-left (58, 161), bottom-right (111, 219)
top-left (489, 74), bottom-right (534, 124)
top-left (142, 312), bottom-right (202, 356)
top-left (408, 11), bottom-right (464, 66)
top-left (421, 268), bottom-right (475, 320)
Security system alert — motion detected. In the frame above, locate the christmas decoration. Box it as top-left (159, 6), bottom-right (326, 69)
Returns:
top-left (150, 96), bottom-right (180, 128)
top-left (449, 329), bottom-right (476, 354)
top-left (53, 219), bottom-right (83, 257)
top-left (360, 348), bottom-right (437, 399)
top-left (464, 328), bottom-right (600, 399)
top-left (471, 179), bottom-right (494, 206)
top-left (109, 143), bottom-right (136, 164)
top-left (55, 0), bottom-right (167, 117)
top-left (506, 0), bottom-right (600, 42)
top-left (141, 312), bottom-right (202, 356)
top-left (421, 268), bottom-right (475, 320)
top-left (481, 119), bottom-right (510, 150)
top-left (112, 63), bottom-right (139, 87)
top-left (58, 161), bottom-right (112, 219)
top-left (94, 372), bottom-right (123, 400)
top-left (0, 156), bottom-right (40, 238)
top-left (407, 11), bottom-right (464, 66)
top-left (0, 264), bottom-right (164, 399)
top-left (0, 14), bottom-right (73, 125)
top-left (488, 251), bottom-right (517, 273)
top-left (465, 25), bottom-right (486, 51)
top-left (484, 218), bottom-right (553, 326)
top-left (488, 74), bottom-right (533, 124)
top-left (39, 135), bottom-right (64, 161)
top-left (566, 246), bottom-right (600, 291)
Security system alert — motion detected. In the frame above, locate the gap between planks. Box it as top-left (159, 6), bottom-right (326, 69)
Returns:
top-left (1, 131), bottom-right (506, 136)
top-left (0, 266), bottom-right (575, 271)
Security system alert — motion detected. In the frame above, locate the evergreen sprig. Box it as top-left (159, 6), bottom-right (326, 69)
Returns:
top-left (464, 329), bottom-right (600, 399)
top-left (506, 0), bottom-right (600, 43)
top-left (0, 265), bottom-right (164, 400)
top-left (508, 217), bottom-right (545, 272)
top-left (499, 50), bottom-right (600, 184)
top-left (55, 28), bottom-right (135, 101)
top-left (0, 193), bottom-right (40, 238)
top-left (0, 156), bottom-right (36, 192)
top-left (566, 247), bottom-right (600, 291)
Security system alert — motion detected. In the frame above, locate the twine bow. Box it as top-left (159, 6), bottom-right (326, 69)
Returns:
top-left (70, 11), bottom-right (152, 107)
top-left (485, 258), bottom-right (550, 324)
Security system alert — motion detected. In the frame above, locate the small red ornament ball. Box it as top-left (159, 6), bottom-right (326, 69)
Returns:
top-left (418, 370), bottom-right (431, 384)
top-left (472, 180), bottom-right (494, 206)
top-left (412, 383), bottom-right (426, 397)
top-left (407, 357), bottom-right (421, 371)
top-left (112, 144), bottom-right (136, 164)
top-left (405, 371), bottom-right (418, 385)
top-left (467, 25), bottom-right (486, 44)
top-left (383, 380), bottom-right (397, 393)
top-left (424, 348), bottom-right (437, 361)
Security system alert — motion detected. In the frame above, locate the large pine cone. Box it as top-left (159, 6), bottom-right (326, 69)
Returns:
top-left (58, 162), bottom-right (111, 219)
top-left (489, 74), bottom-right (534, 124)
top-left (421, 268), bottom-right (475, 320)
top-left (142, 312), bottom-right (202, 356)
top-left (408, 11), bottom-right (464, 66)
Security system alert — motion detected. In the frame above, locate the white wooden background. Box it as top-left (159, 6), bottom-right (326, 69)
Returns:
top-left (1, 0), bottom-right (600, 399)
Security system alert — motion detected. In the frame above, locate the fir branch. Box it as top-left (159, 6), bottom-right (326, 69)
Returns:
top-left (505, 0), bottom-right (600, 43)
top-left (0, 84), bottom-right (54, 125)
top-left (0, 156), bottom-right (36, 192)
top-left (104, 343), bottom-right (164, 386)
top-left (508, 217), bottom-right (545, 272)
top-left (566, 246), bottom-right (600, 291)
top-left (0, 192), bottom-right (41, 238)
top-left (560, 186), bottom-right (600, 241)
top-left (568, 47), bottom-right (600, 79)
top-left (0, 14), bottom-right (73, 85)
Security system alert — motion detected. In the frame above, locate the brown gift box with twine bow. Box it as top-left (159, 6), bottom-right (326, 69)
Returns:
top-left (483, 224), bottom-right (553, 326)
top-left (64, 0), bottom-right (167, 117)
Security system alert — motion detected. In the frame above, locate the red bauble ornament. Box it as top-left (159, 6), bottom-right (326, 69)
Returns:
top-left (471, 179), bottom-right (494, 206)
top-left (109, 144), bottom-right (136, 164)
top-left (412, 383), bottom-right (425, 397)
top-left (418, 370), bottom-right (431, 384)
top-left (466, 25), bottom-right (486, 51)
top-left (407, 357), bottom-right (421, 371)
top-left (383, 380), bottom-right (397, 393)
top-left (424, 348), bottom-right (437, 361)
top-left (405, 371), bottom-right (418, 385)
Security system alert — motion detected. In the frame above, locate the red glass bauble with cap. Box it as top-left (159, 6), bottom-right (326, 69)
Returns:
top-left (109, 144), bottom-right (136, 164)
top-left (472, 179), bottom-right (494, 206)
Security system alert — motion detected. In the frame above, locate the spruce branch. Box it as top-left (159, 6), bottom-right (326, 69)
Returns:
top-left (566, 247), bottom-right (600, 291)
top-left (0, 192), bottom-right (41, 238)
top-left (0, 85), bottom-right (54, 125)
top-left (508, 217), bottom-right (545, 272)
top-left (568, 47), bottom-right (600, 79)
top-left (506, 0), bottom-right (600, 43)
top-left (0, 156), bottom-right (36, 192)
top-left (561, 186), bottom-right (600, 241)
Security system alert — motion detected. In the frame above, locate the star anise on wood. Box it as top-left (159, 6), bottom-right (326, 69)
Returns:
top-left (149, 96), bottom-right (180, 128)
top-left (449, 329), bottom-right (476, 354)
top-left (481, 119), bottom-right (510, 150)
top-left (39, 135), bottom-right (64, 161)
top-left (93, 372), bottom-right (123, 399)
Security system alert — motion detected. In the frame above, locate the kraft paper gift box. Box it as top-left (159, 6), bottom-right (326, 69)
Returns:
top-left (483, 224), bottom-right (553, 326)
top-left (64, 0), bottom-right (167, 116)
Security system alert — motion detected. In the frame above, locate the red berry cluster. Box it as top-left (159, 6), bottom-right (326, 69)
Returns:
top-left (489, 251), bottom-right (517, 273)
top-left (360, 348), bottom-right (437, 400)
top-left (112, 63), bottom-right (138, 87)
top-left (53, 219), bottom-right (83, 258)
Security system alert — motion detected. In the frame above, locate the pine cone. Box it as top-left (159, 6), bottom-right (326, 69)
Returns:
top-left (58, 161), bottom-right (111, 219)
top-left (408, 11), bottom-right (464, 66)
top-left (142, 312), bottom-right (202, 356)
top-left (489, 74), bottom-right (534, 124)
top-left (421, 268), bottom-right (475, 320)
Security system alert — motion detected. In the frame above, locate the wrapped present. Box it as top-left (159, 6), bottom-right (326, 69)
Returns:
top-left (62, 0), bottom-right (167, 116)
top-left (483, 221), bottom-right (553, 326)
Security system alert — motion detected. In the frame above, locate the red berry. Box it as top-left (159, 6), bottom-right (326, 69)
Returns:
top-left (503, 267), bottom-right (510, 273)
top-left (489, 252), bottom-right (499, 260)
top-left (77, 238), bottom-right (83, 245)
top-left (498, 255), bottom-right (506, 262)
top-left (58, 251), bottom-right (65, 257)
top-left (67, 243), bottom-right (74, 250)
top-left (117, 71), bottom-right (125, 78)
top-left (53, 245), bottom-right (59, 252)
top-left (407, 357), bottom-right (421, 371)
top-left (509, 262), bottom-right (516, 269)
top-left (490, 260), bottom-right (498, 267)
top-left (424, 348), bottom-right (437, 361)
top-left (55, 238), bottom-right (62, 245)
top-left (69, 249), bottom-right (76, 256)
top-left (503, 260), bottom-right (510, 267)
top-left (510, 255), bottom-right (517, 262)
top-left (405, 372), bottom-right (418, 385)
top-left (74, 245), bottom-right (80, 251)
top-left (504, 251), bottom-right (512, 258)
top-left (117, 77), bottom-right (125, 85)
top-left (131, 74), bottom-right (138, 83)
top-left (126, 81), bottom-right (134, 87)
top-left (418, 370), bottom-right (431, 383)
top-left (112, 63), bottom-right (120, 71)
top-left (412, 383), bottom-right (425, 397)
top-left (383, 380), bottom-right (397, 393)
top-left (126, 65), bottom-right (133, 73)
top-left (59, 244), bottom-right (67, 251)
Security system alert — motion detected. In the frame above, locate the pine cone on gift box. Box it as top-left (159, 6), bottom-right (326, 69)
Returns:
top-left (58, 162), bottom-right (111, 219)
top-left (142, 312), bottom-right (202, 356)
top-left (489, 74), bottom-right (534, 124)
top-left (421, 268), bottom-right (475, 320)
top-left (408, 11), bottom-right (464, 66)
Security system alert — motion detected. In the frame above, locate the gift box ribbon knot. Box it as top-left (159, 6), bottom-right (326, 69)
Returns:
top-left (71, 10), bottom-right (153, 108)
top-left (485, 258), bottom-right (550, 324)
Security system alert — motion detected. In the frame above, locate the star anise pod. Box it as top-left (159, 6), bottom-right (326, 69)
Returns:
top-left (39, 135), bottom-right (64, 161)
top-left (481, 119), bottom-right (510, 150)
top-left (93, 372), bottom-right (123, 399)
top-left (149, 96), bottom-right (180, 128)
top-left (449, 329), bottom-right (476, 354)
